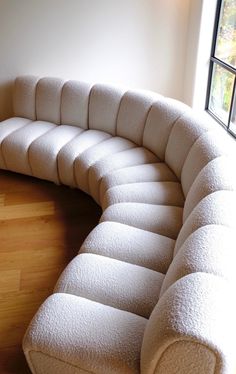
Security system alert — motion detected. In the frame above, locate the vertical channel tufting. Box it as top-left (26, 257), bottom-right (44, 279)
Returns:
top-left (159, 225), bottom-right (236, 297)
top-left (143, 98), bottom-right (189, 161)
top-left (174, 190), bottom-right (236, 254)
top-left (61, 80), bottom-right (92, 129)
top-left (88, 84), bottom-right (126, 135)
top-left (165, 111), bottom-right (214, 179)
top-left (116, 90), bottom-right (160, 145)
top-left (183, 156), bottom-right (236, 221)
top-left (13, 76), bottom-right (39, 120)
top-left (36, 77), bottom-right (65, 124)
top-left (180, 129), bottom-right (236, 198)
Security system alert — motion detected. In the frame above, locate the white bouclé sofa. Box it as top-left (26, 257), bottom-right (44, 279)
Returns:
top-left (1, 76), bottom-right (236, 373)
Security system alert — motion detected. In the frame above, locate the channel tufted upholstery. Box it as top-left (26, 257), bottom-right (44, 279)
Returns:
top-left (0, 75), bottom-right (236, 374)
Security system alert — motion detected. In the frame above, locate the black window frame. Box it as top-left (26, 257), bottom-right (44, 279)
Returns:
top-left (205, 0), bottom-right (236, 138)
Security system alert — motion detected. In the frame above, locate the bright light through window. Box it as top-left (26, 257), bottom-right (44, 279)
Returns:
top-left (206, 0), bottom-right (236, 137)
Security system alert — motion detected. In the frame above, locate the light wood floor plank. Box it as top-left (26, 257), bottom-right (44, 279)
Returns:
top-left (0, 270), bottom-right (21, 293)
top-left (0, 194), bottom-right (5, 206)
top-left (0, 170), bottom-right (101, 373)
top-left (0, 201), bottom-right (55, 221)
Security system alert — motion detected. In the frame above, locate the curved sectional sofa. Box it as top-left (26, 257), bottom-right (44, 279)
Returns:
top-left (1, 75), bottom-right (236, 373)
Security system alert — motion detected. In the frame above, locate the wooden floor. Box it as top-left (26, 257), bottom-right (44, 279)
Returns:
top-left (0, 170), bottom-right (101, 374)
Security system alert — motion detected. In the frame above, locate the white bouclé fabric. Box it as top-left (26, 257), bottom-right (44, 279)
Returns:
top-left (143, 98), bottom-right (189, 160)
top-left (36, 77), bottom-right (65, 124)
top-left (27, 352), bottom-right (90, 374)
top-left (175, 190), bottom-right (236, 254)
top-left (0, 117), bottom-right (32, 168)
top-left (89, 147), bottom-right (158, 204)
top-left (54, 253), bottom-right (164, 318)
top-left (101, 202), bottom-right (183, 239)
top-left (150, 341), bottom-right (216, 374)
top-left (116, 90), bottom-right (160, 145)
top-left (160, 225), bottom-right (236, 296)
top-left (29, 125), bottom-right (82, 183)
top-left (13, 76), bottom-right (39, 120)
top-left (61, 80), bottom-right (92, 129)
top-left (102, 181), bottom-right (184, 210)
top-left (23, 293), bottom-right (147, 374)
top-left (141, 273), bottom-right (236, 374)
top-left (181, 129), bottom-right (236, 196)
top-left (2, 121), bottom-right (55, 175)
top-left (89, 84), bottom-right (125, 135)
top-left (74, 137), bottom-right (135, 194)
top-left (58, 130), bottom-right (111, 187)
top-left (165, 111), bottom-right (214, 178)
top-left (100, 162), bottom-right (178, 201)
top-left (184, 155), bottom-right (236, 221)
top-left (80, 221), bottom-right (175, 273)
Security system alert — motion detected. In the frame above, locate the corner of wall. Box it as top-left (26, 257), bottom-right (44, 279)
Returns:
top-left (183, 0), bottom-right (217, 110)
top-left (183, 0), bottom-right (204, 107)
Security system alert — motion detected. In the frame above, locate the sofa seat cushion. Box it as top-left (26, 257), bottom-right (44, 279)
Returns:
top-left (28, 125), bottom-right (83, 183)
top-left (58, 129), bottom-right (111, 187)
top-left (80, 221), bottom-right (175, 273)
top-left (23, 293), bottom-right (147, 374)
top-left (100, 162), bottom-right (178, 201)
top-left (74, 136), bottom-right (135, 195)
top-left (89, 147), bottom-right (159, 204)
top-left (2, 121), bottom-right (56, 175)
top-left (54, 253), bottom-right (164, 318)
top-left (101, 203), bottom-right (183, 240)
top-left (102, 181), bottom-right (184, 210)
top-left (0, 117), bottom-right (32, 168)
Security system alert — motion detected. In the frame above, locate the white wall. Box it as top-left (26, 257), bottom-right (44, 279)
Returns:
top-left (184, 0), bottom-right (217, 109)
top-left (0, 0), bottom-right (190, 120)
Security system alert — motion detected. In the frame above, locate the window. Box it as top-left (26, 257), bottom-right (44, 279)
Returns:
top-left (206, 0), bottom-right (236, 137)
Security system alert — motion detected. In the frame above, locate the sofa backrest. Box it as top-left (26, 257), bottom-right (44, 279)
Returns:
top-left (88, 84), bottom-right (125, 135)
top-left (116, 90), bottom-right (160, 145)
top-left (13, 75), bottom-right (236, 231)
top-left (13, 76), bottom-right (188, 158)
top-left (36, 77), bottom-right (65, 124)
top-left (143, 98), bottom-right (188, 161)
top-left (183, 155), bottom-right (236, 220)
top-left (164, 111), bottom-right (214, 179)
top-left (13, 75), bottom-right (39, 120)
top-left (61, 80), bottom-right (92, 129)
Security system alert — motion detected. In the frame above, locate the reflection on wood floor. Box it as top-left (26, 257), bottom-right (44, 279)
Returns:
top-left (0, 170), bottom-right (101, 374)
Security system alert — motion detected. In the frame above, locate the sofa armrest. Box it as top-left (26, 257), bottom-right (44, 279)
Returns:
top-left (23, 293), bottom-right (147, 374)
top-left (141, 272), bottom-right (236, 374)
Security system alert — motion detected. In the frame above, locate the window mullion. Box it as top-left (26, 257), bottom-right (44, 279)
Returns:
top-left (211, 57), bottom-right (236, 76)
top-left (205, 0), bottom-right (222, 111)
top-left (228, 77), bottom-right (236, 129)
top-left (205, 0), bottom-right (236, 138)
top-left (211, 0), bottom-right (223, 58)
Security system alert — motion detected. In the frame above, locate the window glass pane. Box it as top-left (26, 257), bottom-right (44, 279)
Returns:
top-left (229, 91), bottom-right (236, 134)
top-left (209, 63), bottom-right (235, 125)
top-left (215, 0), bottom-right (236, 68)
